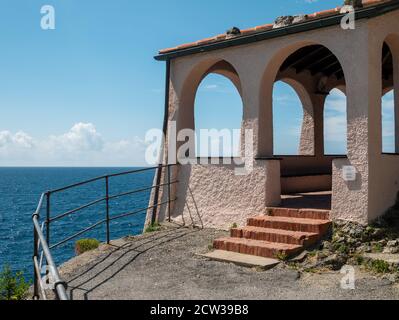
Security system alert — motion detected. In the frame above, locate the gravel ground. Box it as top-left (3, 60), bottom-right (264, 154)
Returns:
top-left (59, 224), bottom-right (399, 300)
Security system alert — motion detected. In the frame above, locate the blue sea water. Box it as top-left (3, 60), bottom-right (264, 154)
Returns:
top-left (0, 167), bottom-right (155, 281)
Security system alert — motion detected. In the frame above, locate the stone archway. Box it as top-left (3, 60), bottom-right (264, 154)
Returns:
top-left (194, 69), bottom-right (244, 158)
top-left (259, 43), bottom-right (347, 202)
top-left (172, 59), bottom-right (243, 160)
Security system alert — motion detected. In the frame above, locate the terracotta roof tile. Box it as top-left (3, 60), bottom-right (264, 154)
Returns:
top-left (159, 0), bottom-right (392, 55)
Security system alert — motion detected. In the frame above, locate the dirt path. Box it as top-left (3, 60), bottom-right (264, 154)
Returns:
top-left (59, 225), bottom-right (399, 300)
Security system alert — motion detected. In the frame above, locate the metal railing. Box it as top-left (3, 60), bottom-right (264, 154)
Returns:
top-left (32, 165), bottom-right (177, 300)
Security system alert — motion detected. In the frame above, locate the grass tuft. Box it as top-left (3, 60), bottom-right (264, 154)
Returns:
top-left (75, 239), bottom-right (100, 255)
top-left (145, 222), bottom-right (162, 233)
top-left (365, 259), bottom-right (391, 274)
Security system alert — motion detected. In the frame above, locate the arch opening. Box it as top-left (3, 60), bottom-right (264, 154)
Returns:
top-left (262, 43), bottom-right (347, 209)
top-left (324, 88), bottom-right (348, 156)
top-left (193, 62), bottom-right (243, 158)
top-left (381, 39), bottom-right (398, 154)
top-left (273, 81), bottom-right (304, 156)
top-left (382, 90), bottom-right (395, 153)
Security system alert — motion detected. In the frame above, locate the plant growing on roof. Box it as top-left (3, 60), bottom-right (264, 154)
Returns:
top-left (344, 0), bottom-right (363, 8)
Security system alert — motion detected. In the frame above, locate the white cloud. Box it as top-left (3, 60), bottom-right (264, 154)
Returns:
top-left (49, 123), bottom-right (104, 152)
top-left (0, 130), bottom-right (34, 149)
top-left (204, 84), bottom-right (218, 90)
top-left (0, 123), bottom-right (149, 167)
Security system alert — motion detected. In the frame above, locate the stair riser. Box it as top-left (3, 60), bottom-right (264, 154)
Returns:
top-left (247, 218), bottom-right (331, 234)
top-left (231, 228), bottom-right (312, 245)
top-left (269, 208), bottom-right (330, 220)
top-left (214, 239), bottom-right (301, 259)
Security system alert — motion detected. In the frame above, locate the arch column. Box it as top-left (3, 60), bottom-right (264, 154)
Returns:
top-left (332, 31), bottom-right (382, 224)
top-left (298, 99), bottom-right (315, 155)
top-left (280, 78), bottom-right (316, 156)
top-left (312, 94), bottom-right (327, 157)
top-left (239, 62), bottom-right (273, 158)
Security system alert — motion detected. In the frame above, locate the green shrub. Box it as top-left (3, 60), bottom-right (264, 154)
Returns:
top-left (0, 265), bottom-right (30, 300)
top-left (231, 223), bottom-right (238, 230)
top-left (371, 243), bottom-right (384, 253)
top-left (145, 222), bottom-right (162, 233)
top-left (275, 252), bottom-right (288, 261)
top-left (75, 239), bottom-right (100, 255)
top-left (366, 259), bottom-right (391, 274)
top-left (354, 254), bottom-right (365, 266)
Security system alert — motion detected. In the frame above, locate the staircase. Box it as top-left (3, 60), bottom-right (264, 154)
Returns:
top-left (213, 208), bottom-right (331, 259)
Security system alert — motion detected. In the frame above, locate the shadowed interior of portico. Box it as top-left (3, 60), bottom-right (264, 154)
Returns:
top-left (281, 191), bottom-right (332, 210)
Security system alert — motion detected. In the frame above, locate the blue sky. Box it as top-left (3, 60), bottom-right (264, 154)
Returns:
top-left (0, 0), bottom-right (395, 166)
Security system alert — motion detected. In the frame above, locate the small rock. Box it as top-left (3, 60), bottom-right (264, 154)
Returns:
top-left (334, 236), bottom-right (346, 244)
top-left (292, 15), bottom-right (307, 24)
top-left (289, 250), bottom-right (308, 263)
top-left (355, 241), bottom-right (363, 248)
top-left (386, 273), bottom-right (399, 283)
top-left (391, 247), bottom-right (399, 254)
top-left (383, 247), bottom-right (391, 254)
top-left (316, 251), bottom-right (328, 261)
top-left (387, 240), bottom-right (399, 247)
top-left (383, 247), bottom-right (399, 254)
top-left (347, 238), bottom-right (357, 245)
top-left (273, 16), bottom-right (294, 28)
top-left (321, 254), bottom-right (348, 271)
top-left (378, 239), bottom-right (388, 246)
top-left (380, 276), bottom-right (393, 286)
top-left (322, 241), bottom-right (332, 251)
top-left (357, 245), bottom-right (372, 253)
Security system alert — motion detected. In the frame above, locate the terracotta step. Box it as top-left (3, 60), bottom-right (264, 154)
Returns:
top-left (214, 237), bottom-right (302, 259)
top-left (268, 207), bottom-right (330, 220)
top-left (231, 226), bottom-right (319, 246)
top-left (247, 215), bottom-right (331, 233)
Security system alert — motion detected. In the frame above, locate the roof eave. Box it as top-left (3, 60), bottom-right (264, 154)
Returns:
top-left (154, 1), bottom-right (399, 61)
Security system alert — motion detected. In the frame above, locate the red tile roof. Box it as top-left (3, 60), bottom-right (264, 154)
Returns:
top-left (159, 0), bottom-right (391, 55)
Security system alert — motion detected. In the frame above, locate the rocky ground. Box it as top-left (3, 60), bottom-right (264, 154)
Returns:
top-left (58, 223), bottom-right (399, 300)
top-left (295, 201), bottom-right (399, 283)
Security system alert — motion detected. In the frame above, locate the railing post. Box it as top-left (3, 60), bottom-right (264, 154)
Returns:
top-left (46, 192), bottom-right (51, 284)
top-left (46, 192), bottom-right (51, 247)
top-left (33, 224), bottom-right (39, 299)
top-left (167, 165), bottom-right (171, 222)
top-left (105, 176), bottom-right (110, 244)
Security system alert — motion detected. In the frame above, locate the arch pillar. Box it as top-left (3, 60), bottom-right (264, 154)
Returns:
top-left (239, 61), bottom-right (272, 158)
top-left (331, 31), bottom-right (382, 224)
top-left (279, 77), bottom-right (315, 156)
top-left (310, 93), bottom-right (327, 157)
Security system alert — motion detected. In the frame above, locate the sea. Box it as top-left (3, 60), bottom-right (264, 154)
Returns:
top-left (0, 167), bottom-right (155, 281)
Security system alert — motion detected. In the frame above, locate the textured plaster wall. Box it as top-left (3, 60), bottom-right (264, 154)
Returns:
top-left (170, 160), bottom-right (281, 230)
top-left (332, 158), bottom-right (368, 224)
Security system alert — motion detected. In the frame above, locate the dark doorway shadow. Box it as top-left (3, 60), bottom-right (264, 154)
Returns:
top-left (281, 191), bottom-right (332, 210)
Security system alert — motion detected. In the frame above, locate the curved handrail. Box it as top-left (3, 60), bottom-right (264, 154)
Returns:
top-left (32, 165), bottom-right (177, 300)
top-left (33, 208), bottom-right (68, 300)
